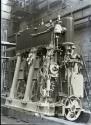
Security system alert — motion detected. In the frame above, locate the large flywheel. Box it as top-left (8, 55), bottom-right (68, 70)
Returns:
top-left (64, 96), bottom-right (82, 121)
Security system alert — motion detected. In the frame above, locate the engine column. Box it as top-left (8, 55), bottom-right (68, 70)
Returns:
top-left (22, 48), bottom-right (37, 102)
top-left (9, 53), bottom-right (21, 99)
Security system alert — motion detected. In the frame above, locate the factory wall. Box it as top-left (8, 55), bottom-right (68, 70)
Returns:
top-left (74, 24), bottom-right (91, 81)
top-left (1, 0), bottom-right (14, 93)
top-left (30, 0), bottom-right (91, 25)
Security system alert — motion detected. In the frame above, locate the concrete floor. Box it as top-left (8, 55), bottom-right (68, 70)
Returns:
top-left (1, 115), bottom-right (26, 124)
top-left (1, 97), bottom-right (64, 125)
top-left (1, 95), bottom-right (91, 125)
top-left (1, 112), bottom-right (91, 125)
top-left (1, 115), bottom-right (65, 125)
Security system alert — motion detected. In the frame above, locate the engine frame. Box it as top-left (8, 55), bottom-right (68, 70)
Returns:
top-left (5, 16), bottom-right (84, 121)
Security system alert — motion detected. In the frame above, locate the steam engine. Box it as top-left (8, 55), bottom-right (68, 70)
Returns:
top-left (6, 16), bottom-right (84, 121)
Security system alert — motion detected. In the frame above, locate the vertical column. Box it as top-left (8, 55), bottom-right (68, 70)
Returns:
top-left (23, 50), bottom-right (36, 101)
top-left (9, 53), bottom-right (21, 99)
top-left (67, 67), bottom-right (70, 96)
top-left (62, 17), bottom-right (74, 43)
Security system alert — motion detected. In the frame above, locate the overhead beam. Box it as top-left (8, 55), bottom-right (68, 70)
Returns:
top-left (1, 56), bottom-right (11, 59)
top-left (1, 41), bottom-right (16, 46)
top-left (1, 56), bottom-right (17, 60)
top-left (4, 47), bottom-right (16, 52)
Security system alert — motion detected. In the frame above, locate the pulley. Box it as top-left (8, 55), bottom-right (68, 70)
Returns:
top-left (49, 63), bottom-right (59, 77)
top-left (64, 96), bottom-right (82, 121)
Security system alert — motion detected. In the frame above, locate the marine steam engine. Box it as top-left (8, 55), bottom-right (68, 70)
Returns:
top-left (6, 16), bottom-right (84, 121)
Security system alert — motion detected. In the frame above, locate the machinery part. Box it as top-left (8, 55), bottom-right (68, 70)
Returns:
top-left (54, 24), bottom-right (63, 34)
top-left (49, 63), bottom-right (59, 77)
top-left (54, 15), bottom-right (66, 34)
top-left (27, 52), bottom-right (34, 65)
top-left (6, 16), bottom-right (85, 120)
top-left (64, 96), bottom-right (82, 121)
top-left (40, 85), bottom-right (47, 98)
top-left (62, 17), bottom-right (74, 43)
top-left (71, 73), bottom-right (84, 98)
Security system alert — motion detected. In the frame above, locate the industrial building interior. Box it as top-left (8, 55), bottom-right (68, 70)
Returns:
top-left (1, 0), bottom-right (91, 124)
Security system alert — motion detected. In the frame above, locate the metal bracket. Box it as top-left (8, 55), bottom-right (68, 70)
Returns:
top-left (21, 100), bottom-right (27, 105)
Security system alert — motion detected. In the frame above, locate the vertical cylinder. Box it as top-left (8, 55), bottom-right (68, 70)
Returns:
top-left (62, 17), bottom-right (74, 43)
top-left (9, 53), bottom-right (21, 98)
top-left (47, 78), bottom-right (51, 97)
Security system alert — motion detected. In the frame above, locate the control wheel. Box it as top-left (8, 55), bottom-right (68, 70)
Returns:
top-left (64, 96), bottom-right (82, 121)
